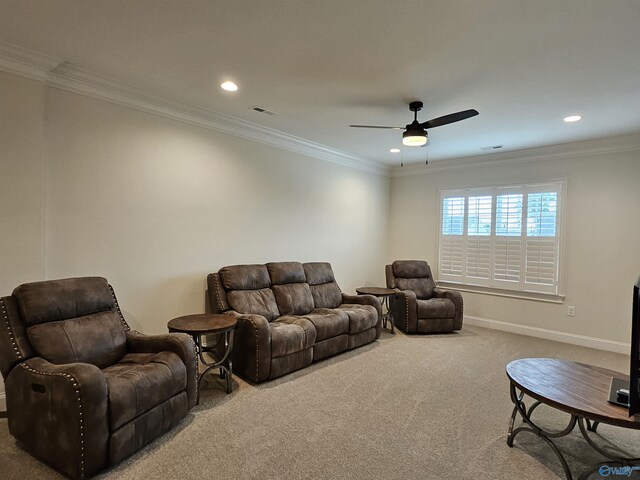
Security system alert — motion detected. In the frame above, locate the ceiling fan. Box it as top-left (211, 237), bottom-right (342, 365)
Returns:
top-left (350, 101), bottom-right (479, 147)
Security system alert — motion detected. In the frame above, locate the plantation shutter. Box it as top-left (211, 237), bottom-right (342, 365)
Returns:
top-left (523, 192), bottom-right (559, 293)
top-left (438, 184), bottom-right (563, 296)
top-left (439, 197), bottom-right (465, 281)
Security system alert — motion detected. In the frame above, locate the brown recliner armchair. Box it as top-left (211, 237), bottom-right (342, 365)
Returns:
top-left (386, 260), bottom-right (463, 334)
top-left (0, 277), bottom-right (197, 480)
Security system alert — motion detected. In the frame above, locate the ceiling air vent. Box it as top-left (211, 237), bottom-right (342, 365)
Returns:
top-left (250, 105), bottom-right (277, 116)
top-left (480, 145), bottom-right (503, 151)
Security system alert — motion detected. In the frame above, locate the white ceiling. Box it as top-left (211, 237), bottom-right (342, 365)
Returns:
top-left (1, 0), bottom-right (640, 166)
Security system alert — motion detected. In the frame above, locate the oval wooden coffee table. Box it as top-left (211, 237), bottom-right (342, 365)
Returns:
top-left (506, 358), bottom-right (640, 479)
top-left (168, 313), bottom-right (237, 400)
top-left (356, 287), bottom-right (396, 334)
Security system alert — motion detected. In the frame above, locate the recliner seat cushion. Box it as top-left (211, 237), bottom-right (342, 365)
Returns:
top-left (103, 351), bottom-right (187, 430)
top-left (227, 288), bottom-right (280, 321)
top-left (303, 308), bottom-right (349, 341)
top-left (270, 316), bottom-right (316, 357)
top-left (272, 283), bottom-right (314, 316)
top-left (337, 304), bottom-right (378, 334)
top-left (27, 309), bottom-right (126, 369)
top-left (417, 298), bottom-right (455, 319)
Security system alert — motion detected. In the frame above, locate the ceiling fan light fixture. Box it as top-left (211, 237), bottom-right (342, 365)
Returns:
top-left (403, 130), bottom-right (428, 146)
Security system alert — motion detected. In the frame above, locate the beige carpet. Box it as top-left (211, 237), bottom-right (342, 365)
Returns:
top-left (2, 325), bottom-right (639, 479)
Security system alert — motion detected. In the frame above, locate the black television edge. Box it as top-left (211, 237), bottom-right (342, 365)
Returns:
top-left (629, 275), bottom-right (640, 416)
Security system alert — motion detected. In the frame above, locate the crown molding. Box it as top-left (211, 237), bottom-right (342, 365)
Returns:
top-left (0, 40), bottom-right (390, 177)
top-left (391, 133), bottom-right (640, 177)
top-left (0, 41), bottom-right (61, 81)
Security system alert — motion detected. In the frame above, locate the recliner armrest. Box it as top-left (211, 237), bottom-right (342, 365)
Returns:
top-left (6, 357), bottom-right (109, 480)
top-left (126, 331), bottom-right (198, 409)
top-left (224, 311), bottom-right (271, 383)
top-left (433, 288), bottom-right (464, 330)
top-left (391, 290), bottom-right (418, 333)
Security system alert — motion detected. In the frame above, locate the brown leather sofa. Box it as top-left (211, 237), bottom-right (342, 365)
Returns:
top-left (207, 261), bottom-right (381, 382)
top-left (0, 277), bottom-right (197, 480)
top-left (386, 260), bottom-right (463, 334)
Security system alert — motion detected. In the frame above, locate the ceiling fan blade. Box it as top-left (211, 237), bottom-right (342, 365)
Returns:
top-left (349, 124), bottom-right (403, 130)
top-left (420, 109), bottom-right (479, 129)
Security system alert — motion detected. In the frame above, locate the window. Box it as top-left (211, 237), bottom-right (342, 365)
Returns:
top-left (438, 182), bottom-right (564, 296)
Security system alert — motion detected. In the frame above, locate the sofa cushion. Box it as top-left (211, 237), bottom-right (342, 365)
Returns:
top-left (303, 262), bottom-right (342, 309)
top-left (270, 316), bottom-right (316, 358)
top-left (103, 351), bottom-right (187, 430)
top-left (337, 304), bottom-right (378, 334)
top-left (227, 288), bottom-right (280, 321)
top-left (396, 278), bottom-right (434, 300)
top-left (272, 283), bottom-right (314, 316)
top-left (303, 308), bottom-right (349, 342)
top-left (303, 262), bottom-right (335, 285)
top-left (266, 262), bottom-right (307, 285)
top-left (392, 260), bottom-right (431, 279)
top-left (13, 277), bottom-right (114, 326)
top-left (27, 309), bottom-right (126, 369)
top-left (219, 264), bottom-right (271, 291)
top-left (308, 282), bottom-right (342, 309)
top-left (417, 298), bottom-right (455, 319)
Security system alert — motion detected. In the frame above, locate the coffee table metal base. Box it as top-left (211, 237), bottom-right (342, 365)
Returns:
top-left (507, 383), bottom-right (640, 480)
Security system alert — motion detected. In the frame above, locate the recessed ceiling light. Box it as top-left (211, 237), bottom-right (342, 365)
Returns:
top-left (390, 148), bottom-right (401, 153)
top-left (564, 115), bottom-right (581, 123)
top-left (221, 81), bottom-right (238, 92)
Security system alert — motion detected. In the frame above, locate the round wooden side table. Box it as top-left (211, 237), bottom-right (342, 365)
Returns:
top-left (356, 287), bottom-right (396, 334)
top-left (168, 313), bottom-right (237, 400)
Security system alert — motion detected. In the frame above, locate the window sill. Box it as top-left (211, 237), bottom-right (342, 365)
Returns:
top-left (436, 281), bottom-right (565, 304)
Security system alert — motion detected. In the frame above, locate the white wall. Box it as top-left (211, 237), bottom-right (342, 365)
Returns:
top-left (0, 71), bottom-right (46, 403)
top-left (388, 139), bottom-right (640, 346)
top-left (43, 88), bottom-right (390, 333)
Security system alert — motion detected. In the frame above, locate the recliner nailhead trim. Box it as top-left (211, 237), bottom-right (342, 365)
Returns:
top-left (1, 298), bottom-right (22, 361)
top-left (108, 285), bottom-right (130, 331)
top-left (20, 363), bottom-right (85, 479)
top-left (404, 292), bottom-right (410, 331)
top-left (213, 274), bottom-right (225, 312)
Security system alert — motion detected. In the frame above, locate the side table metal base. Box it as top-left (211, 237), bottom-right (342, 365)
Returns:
top-left (195, 329), bottom-right (234, 402)
top-left (381, 296), bottom-right (395, 334)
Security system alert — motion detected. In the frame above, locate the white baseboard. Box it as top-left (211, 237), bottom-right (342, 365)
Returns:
top-left (0, 392), bottom-right (6, 412)
top-left (465, 315), bottom-right (631, 355)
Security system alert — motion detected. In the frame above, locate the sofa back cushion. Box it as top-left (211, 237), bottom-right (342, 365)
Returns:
top-left (267, 262), bottom-right (314, 316)
top-left (392, 260), bottom-right (435, 300)
top-left (303, 262), bottom-right (342, 309)
top-left (13, 277), bottom-right (127, 368)
top-left (219, 265), bottom-right (280, 321)
top-left (227, 289), bottom-right (281, 321)
top-left (219, 264), bottom-right (272, 291)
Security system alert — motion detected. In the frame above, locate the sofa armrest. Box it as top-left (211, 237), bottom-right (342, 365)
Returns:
top-left (224, 311), bottom-right (271, 383)
top-left (6, 357), bottom-right (109, 479)
top-left (341, 293), bottom-right (383, 338)
top-left (126, 330), bottom-right (198, 409)
top-left (391, 290), bottom-right (418, 333)
top-left (433, 288), bottom-right (464, 330)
